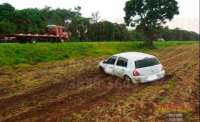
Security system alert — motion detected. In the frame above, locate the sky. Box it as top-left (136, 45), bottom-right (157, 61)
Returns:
top-left (0, 0), bottom-right (199, 33)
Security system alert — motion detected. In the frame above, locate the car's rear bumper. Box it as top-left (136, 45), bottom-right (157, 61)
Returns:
top-left (133, 70), bottom-right (165, 83)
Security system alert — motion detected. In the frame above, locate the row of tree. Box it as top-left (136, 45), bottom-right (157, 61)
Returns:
top-left (160, 27), bottom-right (199, 41)
top-left (0, 3), bottom-right (199, 42)
top-left (0, 3), bottom-right (81, 34)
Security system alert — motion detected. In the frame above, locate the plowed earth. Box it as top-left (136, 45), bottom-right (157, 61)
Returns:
top-left (0, 44), bottom-right (199, 122)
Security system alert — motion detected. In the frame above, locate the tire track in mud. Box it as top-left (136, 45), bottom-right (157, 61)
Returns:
top-left (0, 70), bottom-right (106, 121)
top-left (30, 76), bottom-right (173, 122)
top-left (2, 81), bottom-right (114, 122)
top-left (0, 57), bottom-right (106, 99)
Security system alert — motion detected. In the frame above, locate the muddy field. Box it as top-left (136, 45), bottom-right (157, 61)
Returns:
top-left (0, 44), bottom-right (199, 122)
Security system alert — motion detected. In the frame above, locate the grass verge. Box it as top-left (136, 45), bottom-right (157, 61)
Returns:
top-left (0, 41), bottom-right (196, 67)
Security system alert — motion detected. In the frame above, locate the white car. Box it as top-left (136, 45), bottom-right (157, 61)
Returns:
top-left (99, 52), bottom-right (165, 83)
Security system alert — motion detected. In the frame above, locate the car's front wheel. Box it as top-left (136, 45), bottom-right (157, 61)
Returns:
top-left (99, 66), bottom-right (105, 73)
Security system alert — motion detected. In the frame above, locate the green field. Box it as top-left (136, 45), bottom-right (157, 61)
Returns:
top-left (0, 41), bottom-right (196, 66)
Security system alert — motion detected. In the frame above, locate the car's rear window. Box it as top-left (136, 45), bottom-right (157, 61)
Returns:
top-left (135, 58), bottom-right (160, 68)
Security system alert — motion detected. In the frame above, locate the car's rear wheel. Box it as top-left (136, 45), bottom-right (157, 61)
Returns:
top-left (132, 79), bottom-right (139, 84)
top-left (124, 75), bottom-right (139, 84)
top-left (124, 75), bottom-right (132, 84)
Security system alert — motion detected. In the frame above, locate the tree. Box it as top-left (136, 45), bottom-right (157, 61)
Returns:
top-left (87, 21), bottom-right (115, 41)
top-left (159, 27), bottom-right (199, 41)
top-left (0, 3), bottom-right (16, 34)
top-left (91, 11), bottom-right (100, 23)
top-left (0, 3), bottom-right (15, 21)
top-left (74, 6), bottom-right (82, 16)
top-left (14, 8), bottom-right (46, 33)
top-left (0, 21), bottom-right (16, 34)
top-left (114, 24), bottom-right (129, 41)
top-left (68, 17), bottom-right (90, 41)
top-left (124, 0), bottom-right (179, 48)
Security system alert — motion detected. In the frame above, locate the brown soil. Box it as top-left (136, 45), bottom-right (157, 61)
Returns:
top-left (0, 44), bottom-right (199, 122)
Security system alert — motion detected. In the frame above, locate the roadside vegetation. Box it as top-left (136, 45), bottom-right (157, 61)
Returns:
top-left (0, 41), bottom-right (196, 66)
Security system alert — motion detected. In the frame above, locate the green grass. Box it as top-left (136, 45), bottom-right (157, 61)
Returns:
top-left (0, 41), bottom-right (196, 66)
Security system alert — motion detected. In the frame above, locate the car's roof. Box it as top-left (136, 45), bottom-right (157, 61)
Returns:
top-left (114, 52), bottom-right (155, 61)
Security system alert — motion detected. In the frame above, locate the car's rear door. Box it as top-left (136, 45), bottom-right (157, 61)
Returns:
top-left (114, 57), bottom-right (128, 78)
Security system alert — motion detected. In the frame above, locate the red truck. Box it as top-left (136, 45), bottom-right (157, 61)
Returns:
top-left (0, 25), bottom-right (70, 43)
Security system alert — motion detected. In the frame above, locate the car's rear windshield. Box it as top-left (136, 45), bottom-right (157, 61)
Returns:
top-left (135, 58), bottom-right (160, 68)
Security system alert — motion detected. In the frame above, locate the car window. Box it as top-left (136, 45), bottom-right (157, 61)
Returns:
top-left (135, 58), bottom-right (160, 68)
top-left (105, 56), bottom-right (117, 65)
top-left (116, 57), bottom-right (128, 67)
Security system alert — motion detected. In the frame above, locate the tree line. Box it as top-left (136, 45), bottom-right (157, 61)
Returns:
top-left (0, 3), bottom-right (198, 41)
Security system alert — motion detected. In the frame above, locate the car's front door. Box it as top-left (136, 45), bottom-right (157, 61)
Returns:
top-left (114, 57), bottom-right (128, 78)
top-left (104, 56), bottom-right (117, 75)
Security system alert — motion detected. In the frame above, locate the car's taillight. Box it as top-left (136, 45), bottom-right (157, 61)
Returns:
top-left (133, 69), bottom-right (140, 76)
